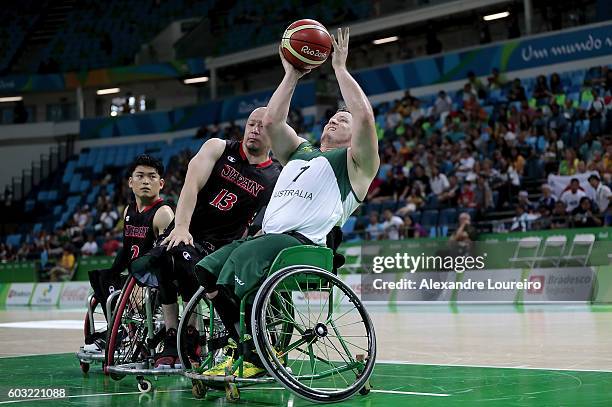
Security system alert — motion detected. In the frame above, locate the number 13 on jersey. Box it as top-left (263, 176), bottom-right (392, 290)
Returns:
top-left (210, 189), bottom-right (238, 211)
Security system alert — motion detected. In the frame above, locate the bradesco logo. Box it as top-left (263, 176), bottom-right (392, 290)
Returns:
top-left (8, 288), bottom-right (30, 299)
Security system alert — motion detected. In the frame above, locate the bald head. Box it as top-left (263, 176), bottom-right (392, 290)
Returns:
top-left (243, 107), bottom-right (270, 155)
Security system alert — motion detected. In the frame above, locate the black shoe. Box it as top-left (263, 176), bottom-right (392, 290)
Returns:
top-left (154, 328), bottom-right (178, 368)
top-left (185, 325), bottom-right (201, 363)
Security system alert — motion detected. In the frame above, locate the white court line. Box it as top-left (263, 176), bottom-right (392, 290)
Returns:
top-left (0, 389), bottom-right (190, 405)
top-left (376, 359), bottom-right (612, 374)
top-left (0, 320), bottom-right (104, 330)
top-left (0, 386), bottom-right (449, 404)
top-left (241, 386), bottom-right (449, 397)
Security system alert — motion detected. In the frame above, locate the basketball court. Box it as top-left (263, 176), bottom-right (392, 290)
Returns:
top-left (1, 303), bottom-right (611, 406)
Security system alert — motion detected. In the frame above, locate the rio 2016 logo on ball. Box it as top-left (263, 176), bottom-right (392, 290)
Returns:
top-left (281, 19), bottom-right (332, 70)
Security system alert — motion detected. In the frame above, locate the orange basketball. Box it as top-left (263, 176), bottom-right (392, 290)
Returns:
top-left (281, 19), bottom-right (332, 71)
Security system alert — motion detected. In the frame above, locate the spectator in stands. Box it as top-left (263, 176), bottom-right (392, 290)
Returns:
top-left (455, 148), bottom-right (475, 180)
top-left (367, 170), bottom-right (395, 203)
top-left (538, 184), bottom-right (557, 210)
top-left (458, 180), bottom-right (476, 208)
top-left (50, 245), bottom-right (76, 281)
top-left (429, 166), bottom-right (450, 196)
top-left (81, 234), bottom-right (99, 257)
top-left (550, 201), bottom-right (569, 228)
top-left (401, 214), bottom-right (426, 238)
top-left (365, 213), bottom-right (384, 241)
top-left (487, 68), bottom-right (507, 90)
top-left (434, 90), bottom-right (452, 116)
top-left (474, 175), bottom-right (493, 212)
top-left (517, 190), bottom-right (535, 211)
top-left (558, 148), bottom-right (579, 176)
top-left (560, 178), bottom-right (587, 212)
top-left (533, 204), bottom-right (553, 230)
top-left (102, 231), bottom-right (121, 257)
top-left (467, 71), bottom-right (487, 99)
top-left (450, 212), bottom-right (478, 242)
top-left (547, 103), bottom-right (568, 136)
top-left (511, 205), bottom-right (538, 232)
top-left (571, 197), bottom-right (602, 227)
top-left (533, 75), bottom-right (552, 101)
top-left (549, 73), bottom-right (564, 95)
top-left (588, 174), bottom-right (611, 214)
top-left (438, 174), bottom-right (459, 207)
top-left (381, 209), bottom-right (404, 240)
top-left (97, 203), bottom-right (119, 231)
top-left (410, 99), bottom-right (425, 123)
top-left (391, 170), bottom-right (410, 201)
top-left (508, 78), bottom-right (527, 102)
top-left (0, 243), bottom-right (9, 262)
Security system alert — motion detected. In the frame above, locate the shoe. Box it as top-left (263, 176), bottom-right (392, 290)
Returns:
top-left (185, 325), bottom-right (201, 363)
top-left (240, 360), bottom-right (266, 378)
top-left (83, 331), bottom-right (106, 352)
top-left (154, 328), bottom-right (178, 368)
top-left (201, 354), bottom-right (234, 376)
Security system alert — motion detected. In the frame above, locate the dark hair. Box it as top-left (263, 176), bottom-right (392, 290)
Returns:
top-left (570, 178), bottom-right (580, 184)
top-left (127, 154), bottom-right (164, 177)
top-left (588, 174), bottom-right (600, 182)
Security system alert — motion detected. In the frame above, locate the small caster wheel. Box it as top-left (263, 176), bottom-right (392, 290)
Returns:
top-left (138, 379), bottom-right (152, 393)
top-left (359, 380), bottom-right (372, 395)
top-left (110, 372), bottom-right (125, 381)
top-left (225, 383), bottom-right (240, 401)
top-left (80, 361), bottom-right (90, 374)
top-left (192, 380), bottom-right (207, 399)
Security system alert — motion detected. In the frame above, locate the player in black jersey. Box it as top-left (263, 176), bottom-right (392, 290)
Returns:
top-left (150, 107), bottom-right (281, 367)
top-left (86, 155), bottom-right (174, 351)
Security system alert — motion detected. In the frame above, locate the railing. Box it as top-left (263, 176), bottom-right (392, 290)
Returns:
top-left (9, 135), bottom-right (75, 203)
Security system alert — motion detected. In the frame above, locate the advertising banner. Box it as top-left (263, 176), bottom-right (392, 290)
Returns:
top-left (5, 283), bottom-right (35, 306)
top-left (30, 283), bottom-right (62, 306)
top-left (58, 282), bottom-right (91, 308)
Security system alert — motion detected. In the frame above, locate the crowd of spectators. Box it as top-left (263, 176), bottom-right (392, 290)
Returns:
top-left (1, 66), bottom-right (611, 263)
top-left (355, 65), bottom-right (611, 240)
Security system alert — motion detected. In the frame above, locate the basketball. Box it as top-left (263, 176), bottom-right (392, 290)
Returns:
top-left (281, 19), bottom-right (332, 70)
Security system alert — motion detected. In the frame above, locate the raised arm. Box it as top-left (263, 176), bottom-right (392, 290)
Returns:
top-left (262, 48), bottom-right (309, 165)
top-left (161, 138), bottom-right (225, 249)
top-left (332, 28), bottom-right (379, 178)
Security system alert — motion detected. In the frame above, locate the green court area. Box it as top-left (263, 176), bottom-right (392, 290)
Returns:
top-left (0, 354), bottom-right (610, 406)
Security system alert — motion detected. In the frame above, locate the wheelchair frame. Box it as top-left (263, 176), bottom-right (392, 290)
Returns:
top-left (180, 245), bottom-right (376, 403)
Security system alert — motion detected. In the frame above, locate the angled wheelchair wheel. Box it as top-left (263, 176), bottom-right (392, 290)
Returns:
top-left (105, 277), bottom-right (164, 372)
top-left (252, 266), bottom-right (376, 403)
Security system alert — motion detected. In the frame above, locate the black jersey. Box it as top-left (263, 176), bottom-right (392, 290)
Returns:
top-left (123, 198), bottom-right (171, 262)
top-left (190, 140), bottom-right (281, 248)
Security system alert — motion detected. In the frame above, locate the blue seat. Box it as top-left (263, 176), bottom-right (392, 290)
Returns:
top-left (439, 208), bottom-right (458, 228)
top-left (421, 209), bottom-right (439, 229)
top-left (341, 216), bottom-right (357, 234)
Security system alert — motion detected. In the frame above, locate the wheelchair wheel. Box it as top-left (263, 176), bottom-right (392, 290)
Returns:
top-left (252, 266), bottom-right (376, 403)
top-left (177, 287), bottom-right (226, 370)
top-left (105, 277), bottom-right (164, 371)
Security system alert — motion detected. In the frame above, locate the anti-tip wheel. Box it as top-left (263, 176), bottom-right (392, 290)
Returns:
top-left (225, 383), bottom-right (240, 401)
top-left (192, 380), bottom-right (207, 399)
top-left (80, 361), bottom-right (90, 374)
top-left (138, 379), bottom-right (153, 393)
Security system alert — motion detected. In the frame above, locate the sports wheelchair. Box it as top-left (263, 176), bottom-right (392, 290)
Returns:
top-left (179, 245), bottom-right (376, 403)
top-left (103, 275), bottom-right (187, 392)
top-left (75, 287), bottom-right (123, 373)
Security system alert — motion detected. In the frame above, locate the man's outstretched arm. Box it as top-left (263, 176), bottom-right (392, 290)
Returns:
top-left (332, 27), bottom-right (379, 178)
top-left (161, 138), bottom-right (225, 249)
top-left (262, 48), bottom-right (309, 165)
